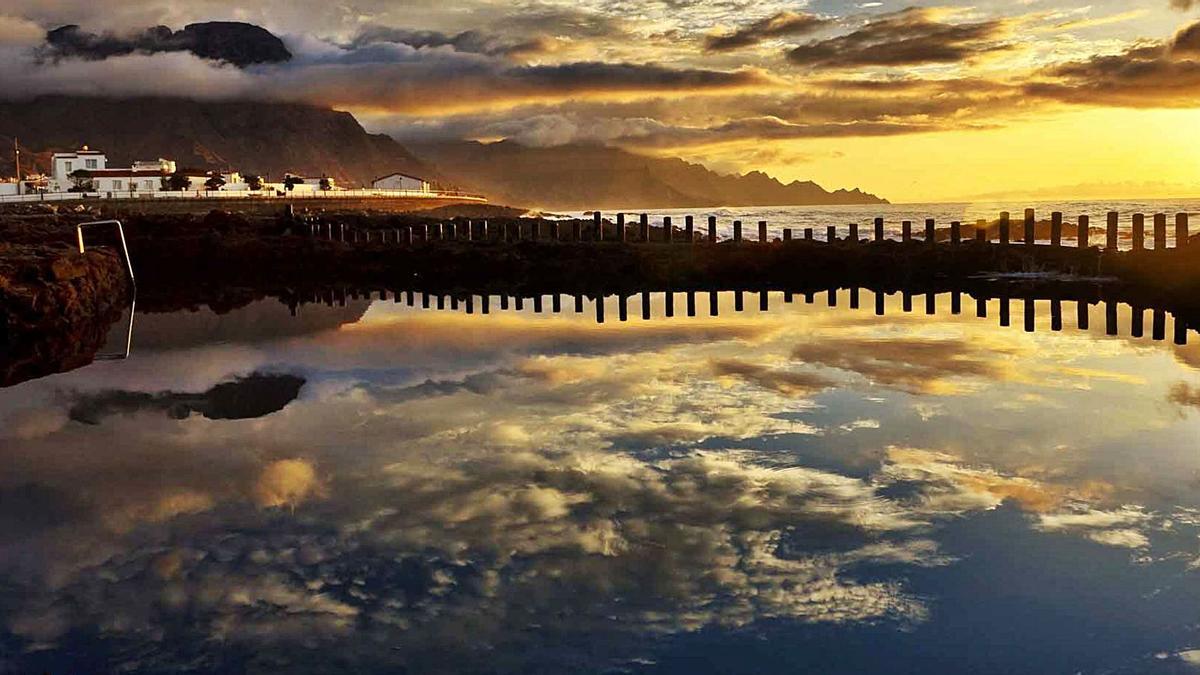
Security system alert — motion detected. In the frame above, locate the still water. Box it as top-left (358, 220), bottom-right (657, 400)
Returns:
top-left (2, 291), bottom-right (1200, 673)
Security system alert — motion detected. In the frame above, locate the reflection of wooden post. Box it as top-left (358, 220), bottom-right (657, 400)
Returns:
top-left (616, 213), bottom-right (625, 242)
top-left (733, 220), bottom-right (742, 242)
top-left (1107, 212), bottom-right (1119, 251)
top-left (596, 295), bottom-right (605, 323)
top-left (687, 291), bottom-right (696, 316)
top-left (1077, 300), bottom-right (1088, 330)
top-left (826, 225), bottom-right (836, 243)
top-left (1024, 208), bottom-right (1035, 247)
top-left (666, 291), bottom-right (674, 317)
top-left (664, 216), bottom-right (673, 243)
top-left (1153, 309), bottom-right (1166, 341)
top-left (999, 297), bottom-right (1010, 327)
top-left (1051, 299), bottom-right (1062, 331)
top-left (1105, 301), bottom-right (1117, 336)
top-left (735, 290), bottom-right (744, 312)
top-left (618, 294), bottom-right (628, 322)
top-left (874, 217), bottom-right (884, 241)
top-left (804, 228), bottom-right (813, 241)
top-left (1177, 213), bottom-right (1189, 249)
top-left (760, 290), bottom-right (768, 311)
top-left (902, 220), bottom-right (912, 242)
top-left (1025, 298), bottom-right (1035, 333)
top-left (552, 294), bottom-right (561, 313)
top-left (925, 293), bottom-right (935, 315)
top-left (903, 292), bottom-right (913, 313)
top-left (976, 295), bottom-right (986, 318)
top-left (641, 291), bottom-right (651, 319)
top-left (925, 219), bottom-right (935, 245)
top-left (1131, 305), bottom-right (1144, 337)
top-left (758, 220), bottom-right (767, 243)
top-left (850, 287), bottom-right (859, 309)
top-left (849, 223), bottom-right (859, 242)
top-left (710, 290), bottom-right (719, 316)
top-left (640, 213), bottom-right (649, 242)
top-left (951, 291), bottom-right (961, 315)
top-left (685, 215), bottom-right (694, 242)
top-left (951, 221), bottom-right (961, 245)
top-left (875, 291), bottom-right (884, 316)
top-left (999, 212), bottom-right (1010, 245)
top-left (1132, 213), bottom-right (1145, 251)
top-left (783, 228), bottom-right (792, 241)
top-left (1154, 213), bottom-right (1167, 250)
top-left (574, 294), bottom-right (583, 313)
top-left (1176, 314), bottom-right (1189, 346)
top-left (1051, 212), bottom-right (1062, 247)
top-left (708, 216), bottom-right (717, 243)
top-left (1078, 215), bottom-right (1089, 249)
top-left (594, 211), bottom-right (603, 241)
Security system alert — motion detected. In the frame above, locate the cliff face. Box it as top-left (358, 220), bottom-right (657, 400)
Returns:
top-left (407, 140), bottom-right (888, 210)
top-left (0, 97), bottom-right (433, 187)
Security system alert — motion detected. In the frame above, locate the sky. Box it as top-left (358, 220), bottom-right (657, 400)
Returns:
top-left (1, 1), bottom-right (1200, 202)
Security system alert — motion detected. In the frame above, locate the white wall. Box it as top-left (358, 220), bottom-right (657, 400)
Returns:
top-left (373, 174), bottom-right (429, 191)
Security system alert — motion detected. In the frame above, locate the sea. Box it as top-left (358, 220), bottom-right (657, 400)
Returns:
top-left (568, 197), bottom-right (1200, 242)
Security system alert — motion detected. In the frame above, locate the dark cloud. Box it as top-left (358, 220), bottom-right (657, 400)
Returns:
top-left (791, 337), bottom-right (1014, 394)
top-left (349, 25), bottom-right (553, 59)
top-left (786, 7), bottom-right (1012, 69)
top-left (1027, 20), bottom-right (1200, 107)
top-left (705, 12), bottom-right (831, 52)
top-left (1168, 381), bottom-right (1200, 408)
top-left (1171, 0), bottom-right (1198, 10)
top-left (38, 22), bottom-right (291, 67)
top-left (711, 358), bottom-right (836, 395)
top-left (68, 373), bottom-right (305, 423)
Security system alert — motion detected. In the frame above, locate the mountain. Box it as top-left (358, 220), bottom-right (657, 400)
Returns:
top-left (0, 96), bottom-right (431, 187)
top-left (42, 22), bottom-right (292, 67)
top-left (407, 140), bottom-right (887, 209)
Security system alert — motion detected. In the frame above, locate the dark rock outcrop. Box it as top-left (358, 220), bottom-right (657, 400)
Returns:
top-left (42, 22), bottom-right (291, 67)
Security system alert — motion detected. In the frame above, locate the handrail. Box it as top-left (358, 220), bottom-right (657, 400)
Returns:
top-left (77, 219), bottom-right (136, 293)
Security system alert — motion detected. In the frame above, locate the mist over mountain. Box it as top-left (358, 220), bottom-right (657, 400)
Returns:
top-left (0, 96), bottom-right (430, 186)
top-left (408, 140), bottom-right (887, 209)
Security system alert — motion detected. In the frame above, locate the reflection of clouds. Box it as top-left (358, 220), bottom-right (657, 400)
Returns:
top-left (3, 297), bottom-right (1200, 669)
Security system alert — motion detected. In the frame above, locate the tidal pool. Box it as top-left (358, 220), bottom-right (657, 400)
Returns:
top-left (2, 290), bottom-right (1199, 674)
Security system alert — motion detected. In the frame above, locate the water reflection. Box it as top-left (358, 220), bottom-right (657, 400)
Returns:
top-left (1, 292), bottom-right (1200, 673)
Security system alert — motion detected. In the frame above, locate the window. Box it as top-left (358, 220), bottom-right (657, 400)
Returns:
top-left (113, 180), bottom-right (123, 190)
top-left (85, 159), bottom-right (98, 169)
top-left (64, 161), bottom-right (73, 173)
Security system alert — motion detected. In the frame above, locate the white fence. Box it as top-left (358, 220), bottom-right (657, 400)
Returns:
top-left (0, 188), bottom-right (486, 204)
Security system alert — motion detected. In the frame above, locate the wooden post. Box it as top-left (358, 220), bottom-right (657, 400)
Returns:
top-left (902, 220), bottom-right (912, 242)
top-left (804, 228), bottom-right (813, 241)
top-left (925, 218), bottom-right (935, 245)
top-left (640, 213), bottom-right (649, 242)
top-left (1024, 208), bottom-right (1035, 247)
top-left (999, 212), bottom-right (1010, 245)
top-left (783, 228), bottom-right (793, 241)
top-left (573, 219), bottom-right (582, 242)
top-left (550, 221), bottom-right (560, 240)
top-left (708, 216), bottom-right (717, 243)
top-left (1132, 213), bottom-right (1145, 251)
top-left (733, 220), bottom-right (742, 242)
top-left (975, 220), bottom-right (987, 243)
top-left (1051, 212), bottom-right (1062, 247)
top-left (1078, 215), bottom-right (1089, 249)
top-left (1177, 213), bottom-right (1189, 249)
top-left (950, 221), bottom-right (961, 245)
top-left (685, 215), bottom-right (694, 242)
top-left (874, 217), bottom-right (884, 241)
top-left (1154, 213), bottom-right (1167, 250)
top-left (616, 213), bottom-right (625, 242)
top-left (594, 211), bottom-right (603, 241)
top-left (758, 220), bottom-right (767, 243)
top-left (664, 216), bottom-right (673, 243)
top-left (849, 223), bottom-right (859, 242)
top-left (530, 219), bottom-right (540, 242)
top-left (1107, 212), bottom-right (1119, 251)
top-left (827, 225), bottom-right (836, 243)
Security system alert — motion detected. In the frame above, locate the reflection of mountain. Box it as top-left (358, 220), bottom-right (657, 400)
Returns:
top-left (69, 372), bottom-right (306, 424)
top-left (131, 299), bottom-right (370, 351)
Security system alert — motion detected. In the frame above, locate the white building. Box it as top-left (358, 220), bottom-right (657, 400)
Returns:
top-left (372, 172), bottom-right (430, 192)
top-left (49, 147), bottom-right (177, 194)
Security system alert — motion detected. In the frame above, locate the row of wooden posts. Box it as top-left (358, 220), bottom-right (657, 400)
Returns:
top-left (289, 287), bottom-right (1192, 344)
top-left (307, 208), bottom-right (1192, 250)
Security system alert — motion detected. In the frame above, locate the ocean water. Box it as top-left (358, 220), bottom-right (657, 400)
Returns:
top-left (569, 198), bottom-right (1200, 245)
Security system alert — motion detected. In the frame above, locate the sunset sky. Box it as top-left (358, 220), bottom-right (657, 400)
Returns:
top-left (2, 0), bottom-right (1200, 202)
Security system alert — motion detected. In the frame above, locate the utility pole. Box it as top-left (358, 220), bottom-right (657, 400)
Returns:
top-left (13, 137), bottom-right (21, 195)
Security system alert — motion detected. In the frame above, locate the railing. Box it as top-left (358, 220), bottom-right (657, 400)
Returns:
top-left (0, 188), bottom-right (486, 204)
